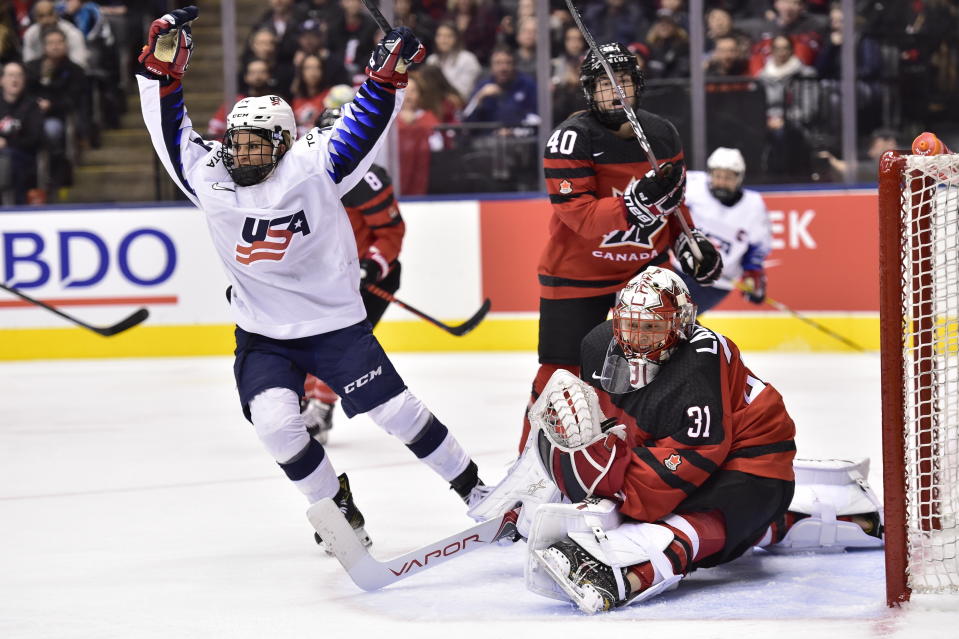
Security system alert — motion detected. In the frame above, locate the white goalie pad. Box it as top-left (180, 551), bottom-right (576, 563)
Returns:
top-left (466, 426), bottom-right (562, 538)
top-left (526, 500), bottom-right (684, 607)
top-left (528, 369), bottom-right (607, 449)
top-left (769, 457), bottom-right (884, 553)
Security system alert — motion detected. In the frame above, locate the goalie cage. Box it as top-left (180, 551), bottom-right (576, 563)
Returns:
top-left (879, 149), bottom-right (959, 605)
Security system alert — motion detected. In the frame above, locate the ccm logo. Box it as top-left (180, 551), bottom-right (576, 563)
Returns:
top-left (343, 366), bottom-right (382, 394)
top-left (388, 534), bottom-right (482, 576)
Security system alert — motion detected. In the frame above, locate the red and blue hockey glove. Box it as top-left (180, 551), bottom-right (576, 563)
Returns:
top-left (741, 269), bottom-right (766, 304)
top-left (539, 420), bottom-right (630, 503)
top-left (675, 229), bottom-right (723, 284)
top-left (623, 161), bottom-right (686, 226)
top-left (366, 26), bottom-right (426, 89)
top-left (359, 249), bottom-right (390, 286)
top-left (139, 6), bottom-right (198, 80)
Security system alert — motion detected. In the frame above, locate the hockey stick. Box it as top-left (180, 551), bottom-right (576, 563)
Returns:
top-left (364, 283), bottom-right (491, 336)
top-left (360, 0), bottom-right (392, 33)
top-left (564, 0), bottom-right (704, 264)
top-left (734, 281), bottom-right (866, 352)
top-left (307, 498), bottom-right (518, 591)
top-left (0, 282), bottom-right (149, 337)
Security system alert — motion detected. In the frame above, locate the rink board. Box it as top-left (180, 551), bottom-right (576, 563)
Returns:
top-left (0, 190), bottom-right (879, 359)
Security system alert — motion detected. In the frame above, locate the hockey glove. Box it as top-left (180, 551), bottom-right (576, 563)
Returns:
top-left (367, 26), bottom-right (426, 89)
top-left (741, 269), bottom-right (766, 304)
top-left (539, 420), bottom-right (630, 503)
top-left (623, 161), bottom-right (686, 226)
top-left (675, 229), bottom-right (723, 284)
top-left (359, 248), bottom-right (389, 286)
top-left (139, 6), bottom-right (198, 80)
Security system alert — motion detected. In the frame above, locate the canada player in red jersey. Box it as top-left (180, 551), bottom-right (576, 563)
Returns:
top-left (300, 105), bottom-right (406, 444)
top-left (520, 41), bottom-right (722, 451)
top-left (470, 267), bottom-right (883, 613)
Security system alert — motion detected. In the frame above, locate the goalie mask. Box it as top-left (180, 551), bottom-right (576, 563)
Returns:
top-left (706, 147), bottom-right (745, 206)
top-left (580, 42), bottom-right (645, 129)
top-left (223, 95), bottom-right (296, 187)
top-left (612, 266), bottom-right (696, 366)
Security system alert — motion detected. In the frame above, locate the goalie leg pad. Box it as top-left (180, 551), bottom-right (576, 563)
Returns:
top-left (768, 457), bottom-right (883, 553)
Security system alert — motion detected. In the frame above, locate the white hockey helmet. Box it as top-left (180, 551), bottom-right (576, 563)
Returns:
top-left (612, 266), bottom-right (697, 364)
top-left (706, 147), bottom-right (745, 204)
top-left (707, 147), bottom-right (746, 175)
top-left (223, 95), bottom-right (297, 186)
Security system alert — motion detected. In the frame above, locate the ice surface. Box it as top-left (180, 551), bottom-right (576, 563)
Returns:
top-left (1, 351), bottom-right (957, 638)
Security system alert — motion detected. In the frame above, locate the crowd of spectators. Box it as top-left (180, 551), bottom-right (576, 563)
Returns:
top-left (3, 1), bottom-right (958, 201)
top-left (1, 0), bottom-right (157, 204)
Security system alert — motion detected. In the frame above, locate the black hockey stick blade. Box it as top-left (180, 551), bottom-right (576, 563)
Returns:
top-left (446, 298), bottom-right (491, 336)
top-left (360, 0), bottom-right (392, 33)
top-left (0, 282), bottom-right (149, 337)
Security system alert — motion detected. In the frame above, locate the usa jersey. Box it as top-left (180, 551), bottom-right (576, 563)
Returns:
top-left (683, 171), bottom-right (771, 290)
top-left (540, 110), bottom-right (694, 300)
top-left (580, 321), bottom-right (796, 523)
top-left (138, 75), bottom-right (402, 339)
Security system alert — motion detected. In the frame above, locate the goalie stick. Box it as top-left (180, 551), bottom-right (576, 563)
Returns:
top-left (564, 0), bottom-right (703, 264)
top-left (307, 498), bottom-right (518, 591)
top-left (0, 282), bottom-right (149, 337)
top-left (364, 283), bottom-right (491, 337)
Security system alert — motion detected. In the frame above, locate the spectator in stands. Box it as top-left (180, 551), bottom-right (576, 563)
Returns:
top-left (756, 34), bottom-right (817, 127)
top-left (394, 0), bottom-right (436, 55)
top-left (26, 27), bottom-right (89, 188)
top-left (413, 63), bottom-right (463, 124)
top-left (449, 0), bottom-right (499, 66)
top-left (657, 0), bottom-right (689, 30)
top-left (397, 70), bottom-right (443, 195)
top-left (61, 0), bottom-right (119, 132)
top-left (816, 128), bottom-right (898, 183)
top-left (704, 34), bottom-right (748, 76)
top-left (22, 0), bottom-right (88, 66)
top-left (497, 0), bottom-right (535, 49)
top-left (250, 0), bottom-right (306, 69)
top-left (644, 15), bottom-right (691, 79)
top-left (513, 15), bottom-right (537, 77)
top-left (551, 36), bottom-right (588, 125)
top-left (291, 19), bottom-right (349, 86)
top-left (745, 0), bottom-right (828, 72)
top-left (242, 27), bottom-right (293, 99)
top-left (462, 45), bottom-right (538, 129)
top-left (0, 15), bottom-right (20, 64)
top-left (291, 53), bottom-right (332, 138)
top-left (426, 21), bottom-right (481, 102)
top-left (582, 0), bottom-right (648, 50)
top-left (207, 59), bottom-right (274, 140)
top-left (0, 60), bottom-right (43, 204)
top-left (59, 0), bottom-right (106, 38)
top-left (327, 0), bottom-right (378, 85)
top-left (301, 0), bottom-right (344, 26)
top-left (705, 7), bottom-right (751, 55)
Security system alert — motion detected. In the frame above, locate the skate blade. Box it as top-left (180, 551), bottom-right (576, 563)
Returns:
top-left (533, 548), bottom-right (604, 614)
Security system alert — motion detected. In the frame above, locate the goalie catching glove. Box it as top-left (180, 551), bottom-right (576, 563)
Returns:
top-left (674, 229), bottom-right (722, 284)
top-left (139, 6), bottom-right (197, 80)
top-left (623, 161), bottom-right (686, 225)
top-left (366, 26), bottom-right (426, 89)
top-left (530, 370), bottom-right (630, 503)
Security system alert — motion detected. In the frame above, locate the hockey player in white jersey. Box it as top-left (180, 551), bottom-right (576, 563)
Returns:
top-left (679, 147), bottom-right (772, 312)
top-left (136, 7), bottom-right (484, 549)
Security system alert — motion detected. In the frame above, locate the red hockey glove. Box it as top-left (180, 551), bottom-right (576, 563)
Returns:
top-left (623, 161), bottom-right (686, 226)
top-left (741, 269), bottom-right (766, 304)
top-left (138, 6), bottom-right (198, 80)
top-left (538, 420), bottom-right (630, 503)
top-left (366, 26), bottom-right (426, 89)
top-left (675, 229), bottom-right (723, 284)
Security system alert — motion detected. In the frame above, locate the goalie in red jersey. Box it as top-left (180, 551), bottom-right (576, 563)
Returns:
top-left (471, 267), bottom-right (883, 613)
top-left (519, 41), bottom-right (723, 451)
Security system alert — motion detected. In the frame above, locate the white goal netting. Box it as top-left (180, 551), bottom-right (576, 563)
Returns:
top-left (899, 154), bottom-right (959, 593)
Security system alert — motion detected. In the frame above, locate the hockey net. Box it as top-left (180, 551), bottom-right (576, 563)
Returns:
top-left (879, 149), bottom-right (959, 605)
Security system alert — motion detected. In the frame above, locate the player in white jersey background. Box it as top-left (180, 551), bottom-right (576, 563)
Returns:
top-left (678, 147), bottom-right (772, 312)
top-left (136, 6), bottom-right (484, 550)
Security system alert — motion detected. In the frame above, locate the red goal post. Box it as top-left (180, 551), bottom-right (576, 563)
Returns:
top-left (879, 139), bottom-right (959, 606)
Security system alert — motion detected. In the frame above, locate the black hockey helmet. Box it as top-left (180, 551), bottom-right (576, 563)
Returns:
top-left (316, 107), bottom-right (341, 130)
top-left (580, 42), bottom-right (645, 129)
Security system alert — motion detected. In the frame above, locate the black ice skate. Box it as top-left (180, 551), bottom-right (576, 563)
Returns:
top-left (449, 460), bottom-right (487, 506)
top-left (537, 539), bottom-right (629, 614)
top-left (314, 473), bottom-right (371, 555)
top-left (300, 398), bottom-right (334, 445)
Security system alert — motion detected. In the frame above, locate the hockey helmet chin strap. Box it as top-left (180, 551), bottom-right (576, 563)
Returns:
top-left (224, 126), bottom-right (286, 187)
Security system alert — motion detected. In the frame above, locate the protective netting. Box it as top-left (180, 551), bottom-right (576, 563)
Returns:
top-left (900, 154), bottom-right (959, 593)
